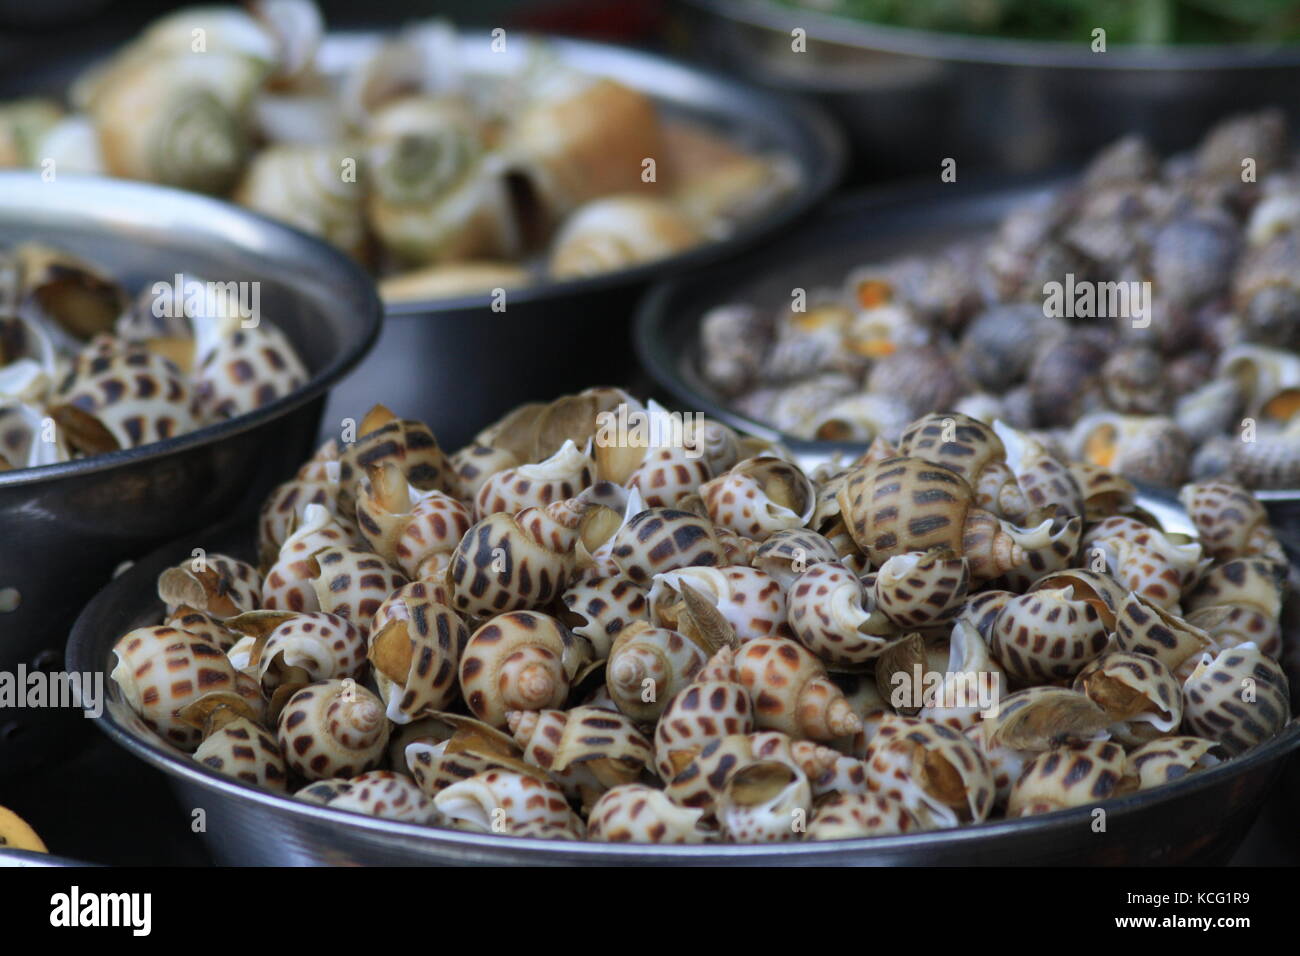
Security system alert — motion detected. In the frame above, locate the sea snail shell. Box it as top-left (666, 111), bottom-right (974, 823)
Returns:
top-left (863, 714), bottom-right (995, 827)
top-left (1181, 643), bottom-right (1290, 755)
top-left (434, 768), bottom-right (581, 837)
top-left (368, 598), bottom-right (468, 723)
top-left (717, 760), bottom-right (812, 843)
top-left (653, 647), bottom-right (755, 780)
top-left (505, 706), bottom-right (652, 810)
top-left (458, 611), bottom-right (589, 727)
top-left (735, 636), bottom-right (863, 741)
top-left (1007, 740), bottom-right (1129, 817)
top-left (449, 510), bottom-right (574, 619)
top-left (786, 562), bottom-right (894, 668)
top-left (587, 784), bottom-right (715, 843)
top-left (192, 715), bottom-right (287, 792)
top-left (605, 623), bottom-right (708, 723)
top-left (700, 455), bottom-right (816, 540)
top-left (276, 679), bottom-right (390, 781)
top-left (158, 553), bottom-right (261, 620)
top-left (1072, 650), bottom-right (1182, 746)
top-left (560, 574), bottom-right (650, 660)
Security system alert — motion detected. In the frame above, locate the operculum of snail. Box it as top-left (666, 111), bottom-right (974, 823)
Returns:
top-left (650, 566), bottom-right (788, 646)
top-left (1073, 651), bottom-right (1182, 746)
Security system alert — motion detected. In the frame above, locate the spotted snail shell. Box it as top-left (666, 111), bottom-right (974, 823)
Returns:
top-left (1113, 593), bottom-right (1212, 672)
top-left (625, 443), bottom-right (714, 510)
top-left (368, 597), bottom-right (468, 723)
top-left (451, 443), bottom-right (520, 501)
top-left (806, 792), bottom-right (921, 840)
top-left (326, 770), bottom-right (440, 825)
top-left (192, 323), bottom-right (307, 423)
top-left (276, 678), bottom-right (390, 781)
top-left (506, 705), bottom-right (652, 810)
top-left (404, 715), bottom-right (531, 797)
top-left (605, 623), bottom-right (708, 723)
top-left (261, 504), bottom-right (352, 613)
top-left (609, 507), bottom-right (727, 586)
top-left (111, 625), bottom-right (263, 751)
top-left (356, 462), bottom-right (472, 579)
top-left (653, 647), bottom-right (755, 780)
top-left (988, 587), bottom-right (1111, 683)
top-left (449, 510), bottom-right (574, 619)
top-left (433, 768), bottom-right (581, 837)
top-left (1073, 651), bottom-right (1182, 746)
top-left (786, 562), bottom-right (894, 668)
top-left (751, 528), bottom-right (840, 589)
top-left (717, 760), bottom-right (812, 843)
top-left (898, 412), bottom-right (1029, 522)
top-left (1083, 515), bottom-right (1207, 611)
top-left (1069, 462), bottom-right (1138, 522)
top-left (650, 565), bottom-right (789, 645)
top-left (458, 611), bottom-right (589, 727)
top-left (1184, 557), bottom-right (1285, 659)
top-left (1123, 737), bottom-right (1222, 791)
top-left (165, 606), bottom-right (239, 653)
top-left (735, 636), bottom-right (862, 741)
top-left (192, 716), bottom-right (287, 791)
top-left (1007, 740), bottom-right (1130, 817)
top-left (587, 784), bottom-right (715, 844)
top-left (158, 553), bottom-right (261, 620)
top-left (993, 420), bottom-right (1085, 522)
top-left (560, 574), bottom-right (649, 659)
top-left (700, 455), bottom-right (816, 540)
top-left (309, 545), bottom-right (407, 633)
top-left (863, 714), bottom-right (995, 827)
top-left (1179, 480), bottom-right (1287, 565)
top-left (873, 547), bottom-right (970, 629)
top-left (981, 686), bottom-right (1111, 753)
top-left (916, 620), bottom-right (1006, 733)
top-left (256, 611), bottom-right (367, 699)
top-left (1181, 643), bottom-right (1290, 755)
top-left (336, 408), bottom-right (454, 520)
top-left (475, 439), bottom-right (596, 517)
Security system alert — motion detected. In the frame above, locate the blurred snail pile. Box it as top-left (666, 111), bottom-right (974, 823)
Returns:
top-left (0, 2), bottom-right (795, 300)
top-left (0, 242), bottom-right (305, 471)
top-left (701, 109), bottom-right (1300, 490)
top-left (108, 391), bottom-right (1294, 844)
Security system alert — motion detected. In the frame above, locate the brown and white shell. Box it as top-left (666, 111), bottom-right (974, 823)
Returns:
top-left (294, 779), bottom-right (354, 806)
top-left (449, 510), bottom-right (574, 618)
top-left (459, 611), bottom-right (589, 727)
top-left (276, 679), bottom-right (390, 781)
top-left (1178, 481), bottom-right (1286, 564)
top-left (1068, 461), bottom-right (1138, 521)
top-left (735, 637), bottom-right (863, 741)
top-left (605, 623), bottom-right (709, 723)
top-left (751, 527), bottom-right (841, 589)
top-left (1007, 740), bottom-right (1129, 816)
top-left (327, 770), bottom-right (439, 824)
top-left (874, 548), bottom-right (970, 629)
top-left (1113, 593), bottom-right (1212, 672)
top-left (336, 408), bottom-right (454, 520)
top-left (192, 716), bottom-right (287, 791)
top-left (609, 506), bottom-right (726, 586)
top-left (1184, 557), bottom-right (1285, 659)
top-left (165, 606), bottom-right (240, 652)
top-left (256, 611), bottom-right (367, 697)
top-left (898, 412), bottom-right (1029, 522)
top-left (505, 706), bottom-right (652, 810)
top-left (369, 598), bottom-right (468, 723)
top-left (192, 323), bottom-right (307, 422)
top-left (1181, 643), bottom-right (1290, 755)
top-left (260, 504), bottom-right (352, 612)
top-left (1123, 736), bottom-right (1222, 791)
top-left (111, 625), bottom-right (263, 751)
top-left (653, 647), bottom-right (755, 780)
top-left (309, 545), bottom-right (407, 633)
top-left (988, 587), bottom-right (1111, 683)
top-left (806, 792), bottom-right (922, 839)
top-left (1083, 515), bottom-right (1208, 610)
top-left (718, 760), bottom-right (812, 843)
top-left (649, 565), bottom-right (789, 644)
top-left (560, 574), bottom-right (649, 659)
top-left (450, 442), bottom-right (520, 501)
top-left (433, 768), bottom-right (580, 836)
top-left (474, 439), bottom-right (596, 517)
top-left (587, 784), bottom-right (715, 843)
top-left (355, 462), bottom-right (472, 578)
top-left (1072, 651), bottom-right (1182, 746)
top-left (980, 686), bottom-right (1111, 752)
top-left (993, 419), bottom-right (1084, 522)
top-left (404, 715), bottom-right (530, 797)
top-left (786, 562), bottom-right (894, 668)
top-left (863, 714), bottom-right (995, 827)
top-left (625, 443), bottom-right (714, 510)
top-left (699, 455), bottom-right (815, 540)
top-left (256, 469), bottom-right (341, 567)
top-left (158, 552), bottom-right (261, 620)
top-left (916, 620), bottom-right (1007, 733)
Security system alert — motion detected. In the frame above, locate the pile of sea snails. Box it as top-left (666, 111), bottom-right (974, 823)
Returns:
top-left (109, 391), bottom-right (1294, 844)
top-left (0, 242), bottom-right (305, 470)
top-left (0, 1), bottom-right (795, 299)
top-left (701, 109), bottom-right (1300, 489)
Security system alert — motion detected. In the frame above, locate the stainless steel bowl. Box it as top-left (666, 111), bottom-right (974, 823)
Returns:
top-left (0, 173), bottom-right (381, 774)
top-left (679, 0), bottom-right (1300, 181)
top-left (313, 32), bottom-right (844, 449)
top-left (634, 178), bottom-right (1300, 532)
top-left (67, 506), bottom-right (1300, 866)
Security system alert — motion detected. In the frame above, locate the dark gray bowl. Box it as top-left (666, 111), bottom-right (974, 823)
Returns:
top-left (67, 511), bottom-right (1300, 866)
top-left (315, 32), bottom-right (844, 449)
top-left (680, 0), bottom-right (1300, 182)
top-left (0, 173), bottom-right (381, 774)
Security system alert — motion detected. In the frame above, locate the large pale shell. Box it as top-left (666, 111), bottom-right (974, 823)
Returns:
top-left (276, 679), bottom-right (389, 781)
top-left (234, 143), bottom-right (368, 258)
top-left (1007, 740), bottom-right (1129, 816)
top-left (1181, 643), bottom-right (1290, 755)
top-left (459, 611), bottom-right (588, 727)
top-left (549, 195), bottom-right (700, 279)
top-left (786, 562), bottom-right (894, 668)
top-left (735, 637), bottom-right (862, 741)
top-left (863, 714), bottom-right (995, 827)
top-left (587, 784), bottom-right (715, 844)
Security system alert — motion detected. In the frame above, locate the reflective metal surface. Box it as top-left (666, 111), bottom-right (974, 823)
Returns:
top-left (681, 0), bottom-right (1300, 181)
top-left (68, 513), bottom-right (1300, 866)
top-left (315, 31), bottom-right (845, 448)
top-left (0, 174), bottom-right (382, 773)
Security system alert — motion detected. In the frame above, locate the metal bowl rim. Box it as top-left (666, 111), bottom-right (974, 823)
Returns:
top-left (0, 172), bottom-right (383, 489)
top-left (633, 177), bottom-right (1300, 502)
top-left (67, 520), bottom-right (1300, 862)
top-left (690, 0), bottom-right (1300, 71)
top-left (366, 32), bottom-right (846, 316)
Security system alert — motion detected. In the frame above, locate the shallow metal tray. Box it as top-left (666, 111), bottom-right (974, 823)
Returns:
top-left (66, 501), bottom-right (1300, 866)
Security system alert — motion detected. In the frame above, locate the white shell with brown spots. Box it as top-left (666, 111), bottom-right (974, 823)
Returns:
top-left (786, 563), bottom-right (892, 668)
top-left (560, 574), bottom-right (649, 659)
top-left (1007, 740), bottom-right (1128, 817)
top-left (336, 416), bottom-right (454, 520)
top-left (752, 528), bottom-right (841, 589)
top-left (963, 721), bottom-right (1029, 809)
top-left (736, 637), bottom-right (862, 741)
top-left (653, 649), bottom-right (755, 780)
top-left (257, 472), bottom-right (340, 567)
top-left (449, 512), bottom-right (573, 619)
top-left (806, 792), bottom-right (922, 840)
top-left (836, 457), bottom-right (973, 568)
top-left (193, 323), bottom-right (307, 422)
top-left (700, 455), bottom-right (815, 540)
top-left (874, 548), bottom-right (970, 629)
top-left (718, 760), bottom-right (811, 843)
top-left (474, 439), bottom-right (595, 518)
top-left (390, 490), bottom-right (473, 579)
top-left (276, 679), bottom-right (390, 781)
top-left (110, 625), bottom-right (264, 752)
top-left (459, 611), bottom-right (586, 727)
top-left (1178, 481), bottom-right (1285, 564)
top-left (309, 545), bottom-right (407, 633)
top-left (650, 565), bottom-right (789, 644)
top-left (1073, 650), bottom-right (1182, 746)
top-left (1068, 462), bottom-right (1137, 521)
top-left (370, 596), bottom-right (468, 723)
top-left (899, 412), bottom-right (1028, 522)
top-left (609, 507), bottom-right (727, 587)
top-left (434, 768), bottom-right (579, 835)
top-left (450, 442), bottom-right (520, 501)
top-left (988, 587), bottom-right (1110, 683)
top-left (193, 716), bottom-right (288, 791)
top-left (258, 611), bottom-right (367, 691)
top-left (626, 444), bottom-right (713, 509)
top-left (506, 706), bottom-right (652, 809)
top-left (605, 625), bottom-right (708, 723)
top-left (1180, 643), bottom-right (1290, 755)
top-left (1184, 557), bottom-right (1285, 659)
top-left (1083, 515), bottom-right (1207, 610)
top-left (1123, 736), bottom-right (1221, 791)
top-left (53, 338), bottom-right (197, 450)
top-left (327, 770), bottom-right (440, 824)
top-left (993, 419), bottom-right (1083, 521)
top-left (165, 606), bottom-right (239, 652)
top-left (261, 504), bottom-right (352, 613)
top-left (1113, 593), bottom-right (1212, 672)
top-left (159, 553), bottom-right (262, 620)
top-left (587, 783), bottom-right (715, 843)
top-left (864, 714), bottom-right (995, 827)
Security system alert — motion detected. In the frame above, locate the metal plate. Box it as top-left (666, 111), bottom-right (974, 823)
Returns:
top-left (0, 174), bottom-right (381, 773)
top-left (66, 506), bottom-right (1300, 866)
